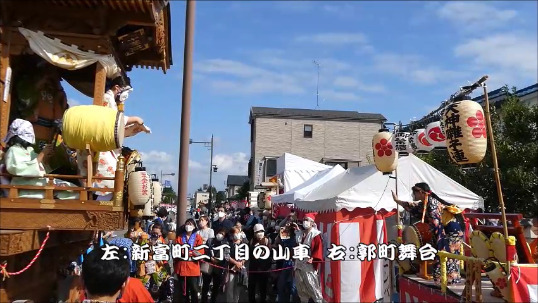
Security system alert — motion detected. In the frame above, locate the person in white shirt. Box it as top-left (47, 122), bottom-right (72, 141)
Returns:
top-left (77, 76), bottom-right (148, 200)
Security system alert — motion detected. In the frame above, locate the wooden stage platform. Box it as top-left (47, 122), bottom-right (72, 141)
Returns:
top-left (400, 275), bottom-right (505, 303)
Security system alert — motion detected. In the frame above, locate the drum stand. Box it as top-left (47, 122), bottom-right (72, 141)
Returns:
top-left (418, 260), bottom-right (433, 280)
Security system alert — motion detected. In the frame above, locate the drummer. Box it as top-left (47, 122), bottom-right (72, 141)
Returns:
top-left (77, 76), bottom-right (148, 200)
top-left (392, 182), bottom-right (463, 285)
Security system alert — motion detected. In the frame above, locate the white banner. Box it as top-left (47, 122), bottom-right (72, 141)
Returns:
top-left (18, 28), bottom-right (120, 78)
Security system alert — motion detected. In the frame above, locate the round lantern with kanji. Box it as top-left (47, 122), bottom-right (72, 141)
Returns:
top-left (414, 128), bottom-right (434, 153)
top-left (152, 180), bottom-right (162, 207)
top-left (392, 131), bottom-right (414, 156)
top-left (426, 121), bottom-right (447, 149)
top-left (128, 168), bottom-right (153, 206)
top-left (442, 100), bottom-right (487, 164)
top-left (372, 128), bottom-right (398, 173)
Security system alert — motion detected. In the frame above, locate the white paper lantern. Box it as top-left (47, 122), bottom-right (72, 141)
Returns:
top-left (392, 132), bottom-right (414, 156)
top-left (414, 128), bottom-right (434, 153)
top-left (372, 129), bottom-right (398, 173)
top-left (442, 100), bottom-right (487, 164)
top-left (153, 181), bottom-right (162, 207)
top-left (408, 130), bottom-right (419, 153)
top-left (128, 170), bottom-right (152, 206)
top-left (425, 121), bottom-right (447, 149)
top-left (142, 198), bottom-right (154, 216)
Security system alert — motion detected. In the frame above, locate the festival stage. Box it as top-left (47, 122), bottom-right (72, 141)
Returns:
top-left (399, 275), bottom-right (505, 303)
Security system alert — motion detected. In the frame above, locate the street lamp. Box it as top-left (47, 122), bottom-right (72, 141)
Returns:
top-left (161, 171), bottom-right (175, 184)
top-left (190, 135), bottom-right (218, 219)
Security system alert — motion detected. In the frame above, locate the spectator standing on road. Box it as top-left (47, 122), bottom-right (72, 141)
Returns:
top-left (201, 228), bottom-right (228, 303)
top-left (212, 207), bottom-right (234, 234)
top-left (225, 227), bottom-right (246, 303)
top-left (274, 224), bottom-right (298, 303)
top-left (248, 224), bottom-right (272, 303)
top-left (174, 219), bottom-right (204, 303)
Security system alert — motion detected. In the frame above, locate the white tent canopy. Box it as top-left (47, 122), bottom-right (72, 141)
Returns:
top-left (276, 153), bottom-right (331, 192)
top-left (272, 164), bottom-right (345, 204)
top-left (294, 154), bottom-right (483, 213)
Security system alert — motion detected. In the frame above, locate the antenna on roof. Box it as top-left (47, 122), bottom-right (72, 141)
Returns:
top-left (313, 60), bottom-right (320, 109)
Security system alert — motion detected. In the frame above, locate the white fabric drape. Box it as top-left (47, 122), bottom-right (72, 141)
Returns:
top-left (18, 28), bottom-right (120, 78)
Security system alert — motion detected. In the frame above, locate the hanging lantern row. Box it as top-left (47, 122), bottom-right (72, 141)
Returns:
top-left (374, 98), bottom-right (487, 174)
top-left (372, 128), bottom-right (398, 174)
top-left (425, 121), bottom-right (446, 150)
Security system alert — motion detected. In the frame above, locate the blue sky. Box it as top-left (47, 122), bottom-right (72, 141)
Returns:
top-left (64, 1), bottom-right (538, 195)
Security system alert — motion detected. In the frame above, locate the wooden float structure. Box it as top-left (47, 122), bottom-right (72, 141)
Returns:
top-left (0, 0), bottom-right (172, 301)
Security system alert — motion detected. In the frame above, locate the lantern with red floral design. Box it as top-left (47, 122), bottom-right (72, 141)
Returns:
top-left (425, 121), bottom-right (447, 150)
top-left (372, 128), bottom-right (397, 173)
top-left (414, 128), bottom-right (434, 153)
top-left (442, 100), bottom-right (487, 164)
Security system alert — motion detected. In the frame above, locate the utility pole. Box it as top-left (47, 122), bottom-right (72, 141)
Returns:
top-left (208, 134), bottom-right (214, 219)
top-left (313, 60), bottom-right (320, 109)
top-left (177, 0), bottom-right (196, 226)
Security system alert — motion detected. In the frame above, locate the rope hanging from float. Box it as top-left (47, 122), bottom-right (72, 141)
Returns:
top-left (0, 231), bottom-right (51, 281)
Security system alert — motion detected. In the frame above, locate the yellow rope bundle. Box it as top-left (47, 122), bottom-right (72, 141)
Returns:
top-left (62, 105), bottom-right (125, 152)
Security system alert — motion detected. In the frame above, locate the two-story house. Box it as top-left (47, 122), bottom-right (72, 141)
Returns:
top-left (249, 107), bottom-right (386, 189)
top-left (226, 175), bottom-right (249, 199)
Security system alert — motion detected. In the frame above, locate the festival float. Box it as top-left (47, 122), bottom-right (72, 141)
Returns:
top-left (0, 0), bottom-right (172, 300)
top-left (393, 76), bottom-right (537, 303)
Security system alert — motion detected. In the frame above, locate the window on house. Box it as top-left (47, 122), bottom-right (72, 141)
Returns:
top-left (265, 159), bottom-right (277, 179)
top-left (304, 124), bottom-right (313, 138)
top-left (325, 161), bottom-right (348, 169)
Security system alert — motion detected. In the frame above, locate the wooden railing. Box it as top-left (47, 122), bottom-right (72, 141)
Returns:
top-left (0, 156), bottom-right (125, 208)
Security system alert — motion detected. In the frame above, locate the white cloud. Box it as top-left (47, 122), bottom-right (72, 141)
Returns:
top-left (454, 34), bottom-right (538, 78)
top-left (67, 98), bottom-right (81, 107)
top-left (320, 89), bottom-right (360, 102)
top-left (195, 54), bottom-right (388, 101)
top-left (212, 152), bottom-right (249, 175)
top-left (295, 33), bottom-right (368, 45)
top-left (333, 76), bottom-right (359, 88)
top-left (437, 2), bottom-right (517, 30)
top-left (322, 3), bottom-right (361, 18)
top-left (372, 53), bottom-right (463, 85)
top-left (333, 76), bottom-right (386, 93)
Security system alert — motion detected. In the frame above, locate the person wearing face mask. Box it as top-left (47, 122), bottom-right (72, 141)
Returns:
top-left (201, 228), bottom-right (228, 303)
top-left (76, 76), bottom-right (147, 198)
top-left (248, 224), bottom-right (272, 303)
top-left (274, 224), bottom-right (298, 303)
top-left (174, 218), bottom-right (204, 303)
top-left (234, 222), bottom-right (247, 241)
top-left (225, 227), bottom-right (247, 303)
top-left (212, 207), bottom-right (234, 235)
top-left (293, 213), bottom-right (324, 303)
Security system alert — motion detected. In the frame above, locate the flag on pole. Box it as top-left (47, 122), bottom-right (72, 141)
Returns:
top-left (510, 264), bottom-right (538, 303)
top-left (163, 180), bottom-right (172, 188)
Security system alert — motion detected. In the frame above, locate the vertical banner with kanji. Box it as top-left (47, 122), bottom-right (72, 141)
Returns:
top-left (510, 264), bottom-right (538, 303)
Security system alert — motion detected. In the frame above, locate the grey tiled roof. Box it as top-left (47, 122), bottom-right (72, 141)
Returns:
top-left (227, 175), bottom-right (249, 186)
top-left (250, 107), bottom-right (386, 122)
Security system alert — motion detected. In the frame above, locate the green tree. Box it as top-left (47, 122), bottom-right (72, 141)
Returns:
top-left (235, 181), bottom-right (250, 201)
top-left (420, 86), bottom-right (538, 216)
top-left (216, 191), bottom-right (227, 204)
top-left (162, 187), bottom-right (177, 205)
